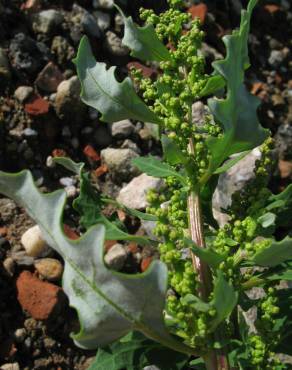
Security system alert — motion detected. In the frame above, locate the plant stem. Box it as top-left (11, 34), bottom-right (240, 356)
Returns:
top-left (187, 141), bottom-right (230, 370)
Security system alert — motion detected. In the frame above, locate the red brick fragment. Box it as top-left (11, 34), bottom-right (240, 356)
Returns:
top-left (83, 144), bottom-right (100, 162)
top-left (52, 148), bottom-right (67, 158)
top-left (251, 82), bottom-right (264, 95)
top-left (127, 62), bottom-right (156, 79)
top-left (0, 226), bottom-right (8, 237)
top-left (20, 0), bottom-right (40, 11)
top-left (141, 256), bottom-right (152, 272)
top-left (63, 224), bottom-right (79, 240)
top-left (117, 209), bottom-right (126, 222)
top-left (188, 4), bottom-right (208, 24)
top-left (94, 164), bottom-right (108, 178)
top-left (264, 4), bottom-right (280, 14)
top-left (24, 96), bottom-right (49, 116)
top-left (16, 271), bottom-right (64, 320)
top-left (127, 243), bottom-right (139, 255)
top-left (278, 160), bottom-right (292, 179)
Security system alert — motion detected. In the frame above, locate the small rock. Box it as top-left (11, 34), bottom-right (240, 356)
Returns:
top-left (16, 271), bottom-right (65, 320)
top-left (14, 86), bottom-right (34, 103)
top-left (213, 148), bottom-right (262, 226)
top-left (34, 258), bottom-right (63, 281)
top-left (14, 328), bottom-right (27, 343)
top-left (278, 159), bottom-right (292, 179)
top-left (0, 198), bottom-right (17, 222)
top-left (21, 225), bottom-right (50, 257)
top-left (93, 11), bottom-right (111, 31)
top-left (51, 36), bottom-right (75, 65)
top-left (104, 31), bottom-right (129, 56)
top-left (275, 123), bottom-right (292, 160)
top-left (71, 5), bottom-right (101, 40)
top-left (111, 119), bottom-right (135, 138)
top-left (23, 128), bottom-right (38, 137)
top-left (117, 174), bottom-right (163, 209)
top-left (93, 0), bottom-right (114, 9)
top-left (192, 101), bottom-right (209, 126)
top-left (35, 62), bottom-right (64, 93)
top-left (200, 42), bottom-right (223, 61)
top-left (59, 177), bottom-right (76, 187)
top-left (55, 76), bottom-right (85, 121)
top-left (0, 363), bottom-right (20, 370)
top-left (114, 13), bottom-right (124, 33)
top-left (101, 148), bottom-right (140, 182)
top-left (24, 96), bottom-right (50, 116)
top-left (11, 251), bottom-right (35, 267)
top-left (3, 257), bottom-right (15, 276)
top-left (9, 33), bottom-right (50, 77)
top-left (65, 185), bottom-right (78, 198)
top-left (104, 243), bottom-right (127, 271)
top-left (83, 144), bottom-right (100, 161)
top-left (32, 9), bottom-right (64, 35)
top-left (121, 139), bottom-right (141, 154)
top-left (0, 47), bottom-right (11, 82)
top-left (268, 49), bottom-right (286, 67)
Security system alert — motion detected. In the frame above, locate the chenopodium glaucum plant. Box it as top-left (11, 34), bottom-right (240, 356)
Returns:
top-left (1, 0), bottom-right (292, 369)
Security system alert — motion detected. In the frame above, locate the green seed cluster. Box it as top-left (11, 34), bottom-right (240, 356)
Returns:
top-left (146, 181), bottom-right (214, 349)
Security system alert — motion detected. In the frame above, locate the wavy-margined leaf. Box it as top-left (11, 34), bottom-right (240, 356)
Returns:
top-left (116, 5), bottom-right (171, 62)
top-left (252, 237), bottom-right (292, 267)
top-left (74, 36), bottom-right (160, 124)
top-left (203, 0), bottom-right (268, 180)
top-left (89, 331), bottom-right (188, 370)
top-left (0, 170), bottom-right (196, 355)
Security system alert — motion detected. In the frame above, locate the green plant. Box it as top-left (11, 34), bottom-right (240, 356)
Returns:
top-left (1, 1), bottom-right (292, 369)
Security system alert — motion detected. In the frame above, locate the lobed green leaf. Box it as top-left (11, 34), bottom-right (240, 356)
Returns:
top-left (74, 36), bottom-right (160, 124)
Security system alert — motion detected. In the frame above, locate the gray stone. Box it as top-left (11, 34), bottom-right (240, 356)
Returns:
top-left (268, 49), bottom-right (286, 67)
top-left (81, 10), bottom-right (101, 38)
top-left (212, 148), bottom-right (262, 226)
top-left (54, 76), bottom-right (86, 121)
top-left (114, 13), bottom-right (124, 33)
top-left (51, 36), bottom-right (75, 65)
top-left (104, 243), bottom-right (127, 271)
top-left (121, 139), bottom-right (141, 154)
top-left (14, 328), bottom-right (27, 343)
top-left (117, 173), bottom-right (163, 210)
top-left (275, 123), bottom-right (292, 160)
top-left (3, 257), bottom-right (15, 276)
top-left (34, 258), bottom-right (63, 281)
top-left (93, 0), bottom-right (114, 9)
top-left (200, 42), bottom-right (223, 61)
top-left (93, 11), bottom-right (111, 31)
top-left (101, 148), bottom-right (141, 182)
top-left (0, 198), bottom-right (17, 222)
top-left (0, 47), bottom-right (11, 81)
top-left (140, 220), bottom-right (157, 240)
top-left (192, 101), bottom-right (208, 126)
top-left (111, 119), bottom-right (135, 138)
top-left (23, 128), bottom-right (38, 137)
top-left (0, 363), bottom-right (20, 370)
top-left (14, 86), bottom-right (33, 103)
top-left (32, 10), bottom-right (64, 35)
top-left (104, 31), bottom-right (129, 56)
top-left (59, 177), bottom-right (76, 187)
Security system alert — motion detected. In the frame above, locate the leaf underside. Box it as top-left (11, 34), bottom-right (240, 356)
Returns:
top-left (253, 237), bottom-right (292, 267)
top-left (206, 0), bottom-right (268, 175)
top-left (0, 170), bottom-right (194, 355)
top-left (74, 36), bottom-right (160, 124)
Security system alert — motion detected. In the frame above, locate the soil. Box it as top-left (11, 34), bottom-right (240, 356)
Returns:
top-left (0, 0), bottom-right (291, 369)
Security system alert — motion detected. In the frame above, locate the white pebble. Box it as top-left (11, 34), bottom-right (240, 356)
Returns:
top-left (21, 225), bottom-right (49, 257)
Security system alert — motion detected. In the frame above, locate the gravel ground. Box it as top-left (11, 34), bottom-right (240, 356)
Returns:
top-left (0, 0), bottom-right (291, 369)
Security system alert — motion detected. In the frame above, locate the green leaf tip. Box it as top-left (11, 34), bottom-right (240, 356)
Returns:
top-left (75, 35), bottom-right (160, 124)
top-left (115, 4), bottom-right (171, 62)
top-left (204, 0), bottom-right (268, 178)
